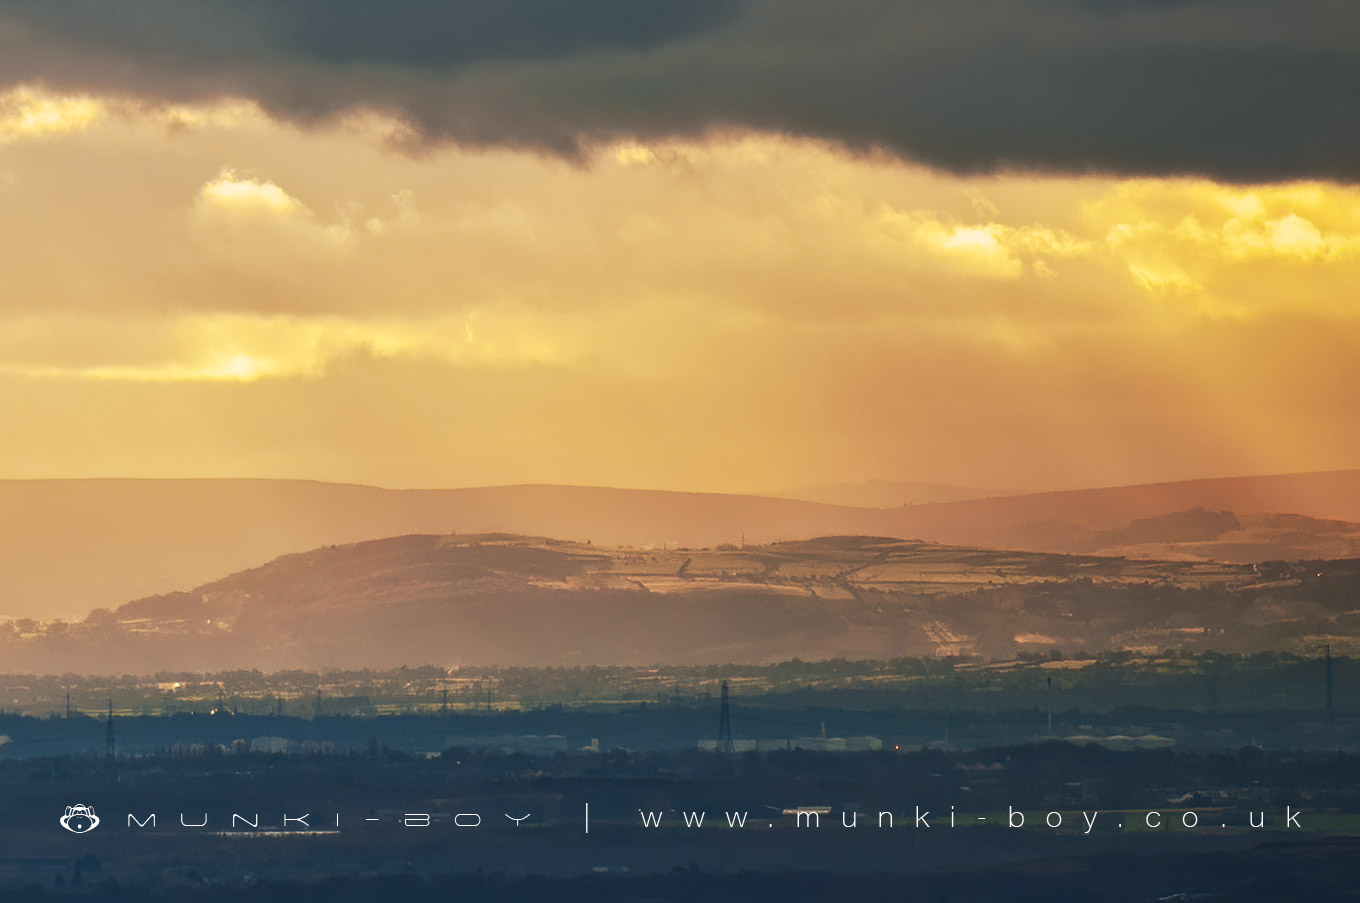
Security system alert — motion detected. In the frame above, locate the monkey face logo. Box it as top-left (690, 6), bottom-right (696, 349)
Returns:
top-left (60, 805), bottom-right (99, 833)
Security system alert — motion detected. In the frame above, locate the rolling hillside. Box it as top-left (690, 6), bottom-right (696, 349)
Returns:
top-left (5, 532), bottom-right (1359, 672)
top-left (3, 470), bottom-right (1360, 620)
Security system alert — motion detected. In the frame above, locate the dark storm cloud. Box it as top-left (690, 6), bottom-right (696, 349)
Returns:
top-left (1, 0), bottom-right (1358, 181)
top-left (0, 0), bottom-right (747, 66)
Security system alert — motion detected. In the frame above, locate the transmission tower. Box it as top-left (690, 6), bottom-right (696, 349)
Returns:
top-left (717, 681), bottom-right (734, 753)
top-left (1046, 676), bottom-right (1053, 736)
top-left (1326, 644), bottom-right (1335, 719)
top-left (105, 700), bottom-right (115, 763)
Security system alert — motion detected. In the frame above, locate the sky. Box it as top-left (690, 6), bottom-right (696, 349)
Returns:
top-left (1, 0), bottom-right (1358, 495)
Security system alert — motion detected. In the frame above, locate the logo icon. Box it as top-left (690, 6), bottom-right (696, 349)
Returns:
top-left (60, 804), bottom-right (100, 834)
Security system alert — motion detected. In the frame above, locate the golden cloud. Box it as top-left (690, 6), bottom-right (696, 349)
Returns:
top-left (876, 208), bottom-right (1091, 280)
top-left (0, 86), bottom-right (103, 143)
top-left (197, 169), bottom-right (307, 217)
top-left (0, 312), bottom-right (577, 383)
top-left (2, 105), bottom-right (1359, 492)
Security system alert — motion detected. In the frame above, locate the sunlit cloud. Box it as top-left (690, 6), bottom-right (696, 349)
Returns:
top-left (1095, 180), bottom-right (1360, 265)
top-left (197, 169), bottom-right (307, 218)
top-left (0, 86), bottom-right (104, 143)
top-left (0, 312), bottom-right (577, 383)
top-left (1, 114), bottom-right (1359, 493)
top-left (152, 99), bottom-right (268, 132)
top-left (192, 168), bottom-right (377, 250)
top-left (876, 208), bottom-right (1090, 280)
top-left (1126, 264), bottom-right (1201, 297)
top-left (0, 85), bottom-right (278, 145)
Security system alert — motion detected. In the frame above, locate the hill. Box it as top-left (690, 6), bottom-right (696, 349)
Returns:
top-left (5, 532), bottom-right (1360, 672)
top-left (3, 470), bottom-right (1360, 619)
top-left (881, 469), bottom-right (1360, 546)
top-left (0, 480), bottom-right (866, 619)
top-left (778, 479), bottom-right (997, 507)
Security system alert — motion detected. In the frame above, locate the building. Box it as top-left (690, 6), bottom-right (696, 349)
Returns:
top-left (698, 736), bottom-right (882, 752)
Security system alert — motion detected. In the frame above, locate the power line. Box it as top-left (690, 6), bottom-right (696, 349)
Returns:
top-left (717, 681), bottom-right (734, 754)
top-left (105, 700), bottom-right (115, 764)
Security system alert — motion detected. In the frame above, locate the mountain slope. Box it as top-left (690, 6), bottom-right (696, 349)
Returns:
top-left (6, 532), bottom-right (1360, 672)
top-left (3, 470), bottom-right (1360, 619)
top-left (881, 469), bottom-right (1360, 545)
top-left (0, 480), bottom-right (866, 619)
top-left (779, 479), bottom-right (997, 507)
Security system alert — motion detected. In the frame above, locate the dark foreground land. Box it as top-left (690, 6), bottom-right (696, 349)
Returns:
top-left (3, 744), bottom-right (1360, 899)
top-left (2, 655), bottom-right (1356, 899)
top-left (2, 652), bottom-right (1355, 757)
top-left (4, 844), bottom-right (1360, 902)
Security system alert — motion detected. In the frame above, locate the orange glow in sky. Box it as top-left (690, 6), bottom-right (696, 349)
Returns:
top-left (1, 86), bottom-right (1358, 493)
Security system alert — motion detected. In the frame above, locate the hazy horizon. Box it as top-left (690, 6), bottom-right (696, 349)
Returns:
top-left (5, 469), bottom-right (1360, 622)
top-left (5, 465), bottom-right (1360, 499)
